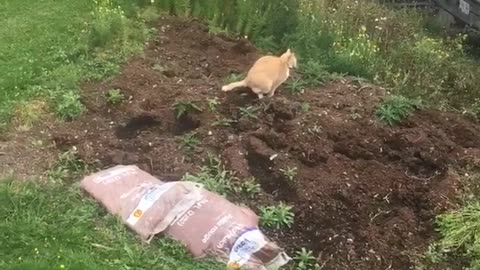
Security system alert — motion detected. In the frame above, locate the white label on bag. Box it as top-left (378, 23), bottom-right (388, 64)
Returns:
top-left (227, 228), bottom-right (267, 269)
top-left (126, 183), bottom-right (175, 226)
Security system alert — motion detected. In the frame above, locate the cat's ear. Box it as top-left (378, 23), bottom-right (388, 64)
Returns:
top-left (286, 48), bottom-right (291, 54)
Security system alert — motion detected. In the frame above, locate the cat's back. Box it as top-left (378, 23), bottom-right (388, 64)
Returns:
top-left (248, 55), bottom-right (284, 77)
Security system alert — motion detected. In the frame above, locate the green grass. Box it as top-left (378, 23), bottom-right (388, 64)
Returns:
top-left (0, 0), bottom-right (150, 126)
top-left (0, 179), bottom-right (224, 270)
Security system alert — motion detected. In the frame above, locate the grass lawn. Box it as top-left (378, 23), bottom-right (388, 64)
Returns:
top-left (0, 0), bottom-right (148, 126)
top-left (0, 179), bottom-right (224, 270)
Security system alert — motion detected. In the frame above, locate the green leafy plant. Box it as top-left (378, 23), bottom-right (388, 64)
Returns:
top-left (259, 202), bottom-right (295, 229)
top-left (212, 117), bottom-right (237, 127)
top-left (239, 106), bottom-right (259, 120)
top-left (207, 97), bottom-right (220, 112)
top-left (225, 73), bottom-right (244, 84)
top-left (235, 177), bottom-right (262, 199)
top-left (182, 154), bottom-right (237, 196)
top-left (286, 78), bottom-right (308, 94)
top-left (105, 88), bottom-right (125, 105)
top-left (173, 100), bottom-right (202, 119)
top-left (280, 166), bottom-right (298, 182)
top-left (294, 248), bottom-right (319, 270)
top-left (179, 132), bottom-right (201, 150)
top-left (301, 102), bottom-right (311, 112)
top-left (376, 95), bottom-right (421, 125)
top-left (55, 90), bottom-right (86, 120)
top-left (46, 148), bottom-right (88, 182)
top-left (299, 60), bottom-right (331, 86)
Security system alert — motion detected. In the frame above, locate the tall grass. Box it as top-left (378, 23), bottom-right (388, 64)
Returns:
top-left (152, 0), bottom-right (480, 112)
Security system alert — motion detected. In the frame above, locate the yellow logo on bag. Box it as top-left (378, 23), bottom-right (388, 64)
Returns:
top-left (227, 261), bottom-right (241, 269)
top-left (133, 209), bottom-right (143, 218)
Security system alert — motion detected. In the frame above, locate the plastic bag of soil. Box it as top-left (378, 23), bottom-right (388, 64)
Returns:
top-left (81, 165), bottom-right (290, 270)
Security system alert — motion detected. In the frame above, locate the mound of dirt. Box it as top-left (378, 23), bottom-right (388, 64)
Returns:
top-left (6, 17), bottom-right (480, 269)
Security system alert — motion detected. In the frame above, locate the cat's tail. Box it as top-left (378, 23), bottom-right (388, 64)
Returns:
top-left (221, 80), bottom-right (246, 92)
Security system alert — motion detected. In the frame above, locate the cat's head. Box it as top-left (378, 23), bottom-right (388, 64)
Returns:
top-left (282, 48), bottom-right (297, 69)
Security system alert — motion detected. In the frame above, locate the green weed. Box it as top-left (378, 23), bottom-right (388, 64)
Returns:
top-left (207, 97), bottom-right (220, 113)
top-left (299, 60), bottom-right (331, 86)
top-left (294, 248), bottom-right (319, 270)
top-left (178, 132), bottom-right (201, 151)
top-left (286, 78), bottom-right (308, 94)
top-left (239, 106), bottom-right (259, 120)
top-left (182, 154), bottom-right (261, 198)
top-left (259, 202), bottom-right (295, 229)
top-left (225, 73), bottom-right (244, 84)
top-left (46, 149), bottom-right (88, 183)
top-left (173, 100), bottom-right (202, 119)
top-left (54, 91), bottom-right (86, 120)
top-left (280, 167), bottom-right (298, 182)
top-left (376, 95), bottom-right (420, 125)
top-left (212, 117), bottom-right (237, 128)
top-left (105, 89), bottom-right (125, 105)
top-left (301, 102), bottom-right (311, 113)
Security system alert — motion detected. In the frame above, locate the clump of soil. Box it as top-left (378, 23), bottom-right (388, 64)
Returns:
top-left (6, 16), bottom-right (480, 269)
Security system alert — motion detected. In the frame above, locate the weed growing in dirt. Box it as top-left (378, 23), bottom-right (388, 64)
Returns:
top-left (207, 97), bottom-right (220, 113)
top-left (301, 102), bottom-right (311, 113)
top-left (179, 132), bottom-right (201, 151)
top-left (225, 73), bottom-right (244, 84)
top-left (299, 60), bottom-right (331, 86)
top-left (105, 89), bottom-right (125, 105)
top-left (235, 178), bottom-right (262, 199)
top-left (293, 248), bottom-right (320, 270)
top-left (434, 201), bottom-right (480, 268)
top-left (183, 154), bottom-right (261, 198)
top-left (376, 95), bottom-right (420, 126)
top-left (259, 202), bottom-right (295, 229)
top-left (46, 148), bottom-right (88, 183)
top-left (286, 78), bottom-right (308, 94)
top-left (173, 100), bottom-right (202, 119)
top-left (0, 180), bottom-right (224, 270)
top-left (280, 167), bottom-right (298, 182)
top-left (239, 106), bottom-right (259, 120)
top-left (212, 117), bottom-right (237, 128)
top-left (54, 91), bottom-right (86, 120)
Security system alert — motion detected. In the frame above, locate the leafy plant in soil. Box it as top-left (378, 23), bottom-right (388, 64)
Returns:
top-left (207, 97), bottom-right (220, 113)
top-left (55, 90), bottom-right (86, 120)
top-left (173, 100), bottom-right (202, 119)
top-left (212, 117), bottom-right (237, 127)
top-left (280, 166), bottom-right (298, 182)
top-left (239, 106), bottom-right (260, 120)
top-left (46, 148), bottom-right (88, 183)
top-left (183, 154), bottom-right (262, 199)
top-left (259, 202), bottom-right (295, 229)
top-left (178, 132), bottom-right (201, 151)
top-left (293, 248), bottom-right (320, 270)
top-left (286, 78), bottom-right (308, 94)
top-left (299, 60), bottom-right (331, 86)
top-left (224, 73), bottom-right (244, 84)
top-left (105, 89), bottom-right (125, 105)
top-left (376, 95), bottom-right (421, 125)
top-left (301, 102), bottom-right (311, 112)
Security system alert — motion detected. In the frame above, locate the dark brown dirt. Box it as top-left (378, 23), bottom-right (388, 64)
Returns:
top-left (4, 16), bottom-right (480, 269)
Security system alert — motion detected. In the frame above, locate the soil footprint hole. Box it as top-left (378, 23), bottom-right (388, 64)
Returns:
top-left (115, 113), bottom-right (161, 139)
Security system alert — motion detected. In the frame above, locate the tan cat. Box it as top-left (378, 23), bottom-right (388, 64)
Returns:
top-left (221, 49), bottom-right (298, 99)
